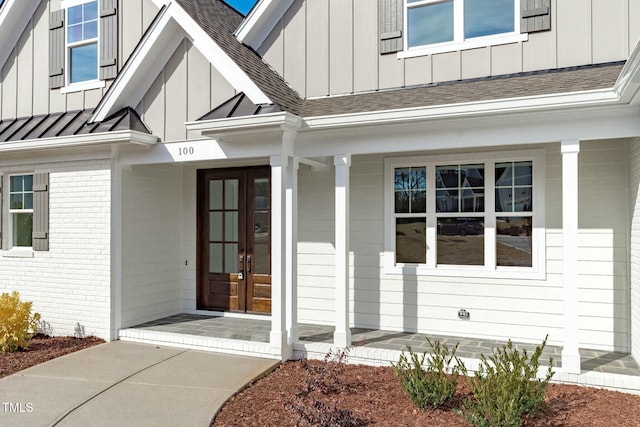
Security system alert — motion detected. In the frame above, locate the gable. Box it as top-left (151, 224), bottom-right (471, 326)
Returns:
top-left (92, 0), bottom-right (275, 123)
top-left (134, 39), bottom-right (239, 142)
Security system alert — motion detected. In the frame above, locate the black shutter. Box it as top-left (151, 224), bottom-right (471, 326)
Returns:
top-left (33, 173), bottom-right (49, 252)
top-left (49, 10), bottom-right (65, 89)
top-left (379, 0), bottom-right (403, 54)
top-left (100, 0), bottom-right (118, 80)
top-left (521, 0), bottom-right (551, 33)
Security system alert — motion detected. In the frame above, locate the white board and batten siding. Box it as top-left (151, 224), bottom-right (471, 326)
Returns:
top-left (0, 0), bottom-right (158, 120)
top-left (258, 0), bottom-right (640, 97)
top-left (0, 159), bottom-right (112, 339)
top-left (137, 40), bottom-right (237, 142)
top-left (297, 141), bottom-right (631, 352)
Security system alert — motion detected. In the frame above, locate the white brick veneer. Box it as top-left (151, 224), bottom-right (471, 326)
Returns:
top-left (0, 160), bottom-right (112, 339)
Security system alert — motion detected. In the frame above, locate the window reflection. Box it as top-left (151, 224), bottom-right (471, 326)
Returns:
top-left (396, 218), bottom-right (426, 264)
top-left (437, 217), bottom-right (484, 265)
top-left (496, 217), bottom-right (532, 267)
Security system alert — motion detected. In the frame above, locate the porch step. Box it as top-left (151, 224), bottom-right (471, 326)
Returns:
top-left (119, 328), bottom-right (278, 359)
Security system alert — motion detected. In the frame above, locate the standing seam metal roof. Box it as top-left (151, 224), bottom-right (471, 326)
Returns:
top-left (0, 107), bottom-right (150, 143)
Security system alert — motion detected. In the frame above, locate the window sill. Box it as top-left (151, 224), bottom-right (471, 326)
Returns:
top-left (60, 79), bottom-right (105, 94)
top-left (383, 261), bottom-right (545, 280)
top-left (397, 33), bottom-right (528, 59)
top-left (2, 248), bottom-right (34, 258)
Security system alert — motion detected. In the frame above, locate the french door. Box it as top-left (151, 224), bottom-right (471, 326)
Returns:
top-left (197, 167), bottom-right (271, 314)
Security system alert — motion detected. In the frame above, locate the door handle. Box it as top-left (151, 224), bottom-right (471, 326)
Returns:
top-left (238, 255), bottom-right (245, 280)
top-left (247, 255), bottom-right (252, 273)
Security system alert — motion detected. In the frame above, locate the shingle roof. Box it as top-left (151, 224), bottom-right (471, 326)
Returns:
top-left (0, 107), bottom-right (150, 142)
top-left (302, 62), bottom-right (625, 117)
top-left (175, 0), bottom-right (303, 114)
top-left (181, 0), bottom-right (624, 122)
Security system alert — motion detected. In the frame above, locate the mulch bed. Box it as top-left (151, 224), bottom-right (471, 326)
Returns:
top-left (0, 334), bottom-right (104, 378)
top-left (213, 359), bottom-right (640, 426)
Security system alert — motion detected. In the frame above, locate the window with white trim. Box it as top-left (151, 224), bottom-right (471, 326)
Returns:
top-left (9, 175), bottom-right (34, 248)
top-left (49, 0), bottom-right (118, 91)
top-left (66, 0), bottom-right (99, 84)
top-left (1, 173), bottom-right (50, 252)
top-left (385, 150), bottom-right (545, 278)
top-left (406, 0), bottom-right (521, 52)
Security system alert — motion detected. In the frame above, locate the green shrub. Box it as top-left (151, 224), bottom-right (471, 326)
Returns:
top-left (392, 338), bottom-right (463, 410)
top-left (459, 336), bottom-right (554, 427)
top-left (0, 291), bottom-right (41, 353)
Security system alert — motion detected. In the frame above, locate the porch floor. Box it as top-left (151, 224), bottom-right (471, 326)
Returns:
top-left (123, 314), bottom-right (640, 377)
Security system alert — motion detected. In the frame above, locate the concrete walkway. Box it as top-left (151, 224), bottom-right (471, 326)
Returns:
top-left (0, 341), bottom-right (279, 427)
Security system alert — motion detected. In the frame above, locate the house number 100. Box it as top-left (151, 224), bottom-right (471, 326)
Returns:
top-left (178, 147), bottom-right (194, 156)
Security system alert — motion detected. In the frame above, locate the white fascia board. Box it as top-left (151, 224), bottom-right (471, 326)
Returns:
top-left (615, 39), bottom-right (640, 105)
top-left (303, 88), bottom-right (621, 129)
top-left (169, 2), bottom-right (271, 105)
top-left (0, 131), bottom-right (158, 153)
top-left (92, 6), bottom-right (184, 122)
top-left (0, 0), bottom-right (40, 71)
top-left (235, 0), bottom-right (294, 50)
top-left (186, 111), bottom-right (301, 136)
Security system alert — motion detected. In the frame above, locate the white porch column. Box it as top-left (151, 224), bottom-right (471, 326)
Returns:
top-left (270, 155), bottom-right (292, 359)
top-left (561, 140), bottom-right (581, 374)
top-left (286, 158), bottom-right (299, 345)
top-left (334, 155), bottom-right (351, 348)
top-left (110, 146), bottom-right (123, 340)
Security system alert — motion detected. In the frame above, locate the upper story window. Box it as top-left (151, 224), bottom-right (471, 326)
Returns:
top-left (49, 0), bottom-right (118, 92)
top-left (67, 1), bottom-right (99, 84)
top-left (379, 0), bottom-right (551, 58)
top-left (406, 0), bottom-right (519, 51)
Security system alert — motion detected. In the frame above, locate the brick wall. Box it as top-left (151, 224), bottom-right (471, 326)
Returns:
top-left (0, 160), bottom-right (112, 339)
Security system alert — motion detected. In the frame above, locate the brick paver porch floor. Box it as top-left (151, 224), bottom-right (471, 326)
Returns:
top-left (129, 314), bottom-right (640, 376)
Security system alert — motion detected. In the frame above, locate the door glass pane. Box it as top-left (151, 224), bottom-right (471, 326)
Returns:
top-left (209, 180), bottom-right (223, 210)
top-left (395, 218), bottom-right (426, 264)
top-left (225, 212), bottom-right (238, 241)
top-left (209, 212), bottom-right (222, 241)
top-left (254, 244), bottom-right (269, 274)
top-left (225, 179), bottom-right (239, 209)
top-left (224, 243), bottom-right (238, 273)
top-left (254, 212), bottom-right (269, 242)
top-left (497, 217), bottom-right (532, 267)
top-left (209, 243), bottom-right (223, 273)
top-left (437, 217), bottom-right (484, 265)
top-left (255, 178), bottom-right (269, 209)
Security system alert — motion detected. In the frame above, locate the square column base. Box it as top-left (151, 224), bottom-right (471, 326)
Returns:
top-left (333, 330), bottom-right (351, 348)
top-left (271, 331), bottom-right (293, 361)
top-left (561, 349), bottom-right (581, 374)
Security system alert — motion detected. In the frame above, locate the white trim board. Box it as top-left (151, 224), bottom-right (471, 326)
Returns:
top-left (234, 0), bottom-right (295, 50)
top-left (92, 1), bottom-right (271, 123)
top-left (0, 0), bottom-right (40, 72)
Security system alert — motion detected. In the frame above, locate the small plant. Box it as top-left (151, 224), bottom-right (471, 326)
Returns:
top-left (74, 322), bottom-right (86, 339)
top-left (0, 291), bottom-right (41, 353)
top-left (392, 338), bottom-right (463, 410)
top-left (286, 348), bottom-right (369, 426)
top-left (459, 336), bottom-right (554, 427)
top-left (37, 319), bottom-right (54, 337)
